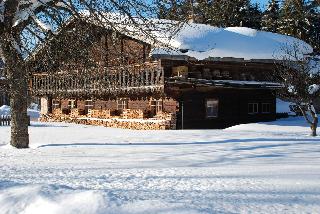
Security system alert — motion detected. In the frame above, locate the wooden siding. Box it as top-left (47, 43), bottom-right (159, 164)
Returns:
top-left (160, 59), bottom-right (275, 81)
top-left (175, 88), bottom-right (276, 129)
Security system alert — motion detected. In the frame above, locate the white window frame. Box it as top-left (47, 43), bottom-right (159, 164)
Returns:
top-left (248, 103), bottom-right (259, 114)
top-left (206, 99), bottom-right (219, 118)
top-left (151, 99), bottom-right (163, 114)
top-left (85, 100), bottom-right (94, 112)
top-left (68, 99), bottom-right (77, 109)
top-left (117, 98), bottom-right (128, 110)
top-left (262, 103), bottom-right (271, 114)
top-left (52, 99), bottom-right (60, 109)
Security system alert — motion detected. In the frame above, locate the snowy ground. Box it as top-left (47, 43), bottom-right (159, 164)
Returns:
top-left (0, 117), bottom-right (320, 214)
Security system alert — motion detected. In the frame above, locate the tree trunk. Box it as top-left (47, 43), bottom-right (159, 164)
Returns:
top-left (299, 104), bottom-right (318, 137)
top-left (310, 106), bottom-right (318, 137)
top-left (9, 66), bottom-right (29, 148)
top-left (311, 122), bottom-right (317, 137)
top-left (1, 34), bottom-right (29, 148)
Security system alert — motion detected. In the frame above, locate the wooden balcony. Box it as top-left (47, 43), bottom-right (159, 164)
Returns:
top-left (30, 61), bottom-right (165, 98)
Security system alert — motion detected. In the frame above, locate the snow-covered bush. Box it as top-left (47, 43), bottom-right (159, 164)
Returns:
top-left (276, 43), bottom-right (320, 136)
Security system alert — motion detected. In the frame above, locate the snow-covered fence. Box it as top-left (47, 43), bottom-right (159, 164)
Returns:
top-left (0, 115), bottom-right (10, 126)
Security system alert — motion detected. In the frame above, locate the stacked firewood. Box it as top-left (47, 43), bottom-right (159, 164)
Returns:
top-left (155, 111), bottom-right (177, 129)
top-left (102, 119), bottom-right (168, 130)
top-left (87, 109), bottom-right (111, 119)
top-left (121, 109), bottom-right (144, 119)
top-left (53, 108), bottom-right (63, 115)
top-left (70, 108), bottom-right (80, 118)
top-left (40, 108), bottom-right (177, 130)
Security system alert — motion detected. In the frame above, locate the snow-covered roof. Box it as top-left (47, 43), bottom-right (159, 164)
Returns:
top-left (151, 23), bottom-right (313, 61)
top-left (87, 13), bottom-right (313, 61)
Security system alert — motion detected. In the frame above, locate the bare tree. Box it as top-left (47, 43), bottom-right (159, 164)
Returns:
top-left (0, 0), bottom-right (178, 148)
top-left (276, 43), bottom-right (320, 136)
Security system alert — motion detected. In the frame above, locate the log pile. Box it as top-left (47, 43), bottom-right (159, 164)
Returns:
top-left (102, 120), bottom-right (168, 130)
top-left (87, 109), bottom-right (111, 119)
top-left (70, 108), bottom-right (80, 118)
top-left (121, 109), bottom-right (144, 119)
top-left (155, 111), bottom-right (176, 129)
top-left (40, 109), bottom-right (177, 130)
top-left (53, 108), bottom-right (63, 115)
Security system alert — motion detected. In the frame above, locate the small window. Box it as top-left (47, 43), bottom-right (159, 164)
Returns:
top-left (262, 103), bottom-right (271, 113)
top-left (151, 99), bottom-right (163, 115)
top-left (68, 100), bottom-right (77, 109)
top-left (52, 99), bottom-right (60, 109)
top-left (206, 99), bottom-right (219, 118)
top-left (202, 68), bottom-right (212, 79)
top-left (222, 71), bottom-right (230, 77)
top-left (117, 98), bottom-right (128, 110)
top-left (248, 103), bottom-right (259, 114)
top-left (241, 73), bottom-right (247, 80)
top-left (213, 70), bottom-right (221, 77)
top-left (85, 100), bottom-right (94, 114)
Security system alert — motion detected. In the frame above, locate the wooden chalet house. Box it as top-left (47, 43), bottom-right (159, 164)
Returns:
top-left (29, 17), bottom-right (308, 130)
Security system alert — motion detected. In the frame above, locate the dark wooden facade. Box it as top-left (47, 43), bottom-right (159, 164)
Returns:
top-left (30, 21), bottom-right (280, 129)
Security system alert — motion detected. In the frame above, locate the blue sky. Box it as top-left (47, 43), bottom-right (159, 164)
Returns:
top-left (252, 0), bottom-right (269, 9)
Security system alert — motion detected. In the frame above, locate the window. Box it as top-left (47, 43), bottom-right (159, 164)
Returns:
top-left (206, 99), bottom-right (219, 118)
top-left (241, 73), bottom-right (247, 80)
top-left (248, 103), bottom-right (259, 114)
top-left (68, 100), bottom-right (77, 109)
top-left (213, 70), bottom-right (221, 77)
top-left (151, 99), bottom-right (163, 115)
top-left (222, 70), bottom-right (230, 78)
top-left (52, 100), bottom-right (60, 109)
top-left (262, 103), bottom-right (271, 113)
top-left (117, 98), bottom-right (128, 110)
top-left (85, 100), bottom-right (94, 114)
top-left (202, 68), bottom-right (212, 79)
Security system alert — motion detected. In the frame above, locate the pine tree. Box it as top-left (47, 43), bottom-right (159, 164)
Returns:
top-left (156, 0), bottom-right (188, 21)
top-left (245, 3), bottom-right (262, 29)
top-left (306, 0), bottom-right (320, 52)
top-left (190, 0), bottom-right (213, 24)
top-left (261, 0), bottom-right (280, 32)
top-left (278, 0), bottom-right (310, 41)
top-left (209, 0), bottom-right (261, 28)
top-left (278, 0), bottom-right (320, 52)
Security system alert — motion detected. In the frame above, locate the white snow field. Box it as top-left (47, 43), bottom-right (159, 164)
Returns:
top-left (0, 117), bottom-right (320, 214)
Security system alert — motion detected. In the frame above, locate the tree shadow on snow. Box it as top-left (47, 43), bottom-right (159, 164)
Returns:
top-left (37, 137), bottom-right (320, 148)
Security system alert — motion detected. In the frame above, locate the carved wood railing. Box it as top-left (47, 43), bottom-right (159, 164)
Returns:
top-left (30, 61), bottom-right (165, 98)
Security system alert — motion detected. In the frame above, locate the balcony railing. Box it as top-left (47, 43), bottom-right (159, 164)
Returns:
top-left (31, 61), bottom-right (165, 98)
